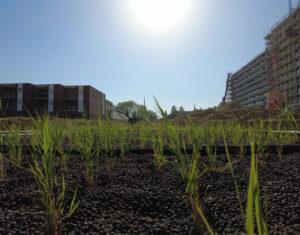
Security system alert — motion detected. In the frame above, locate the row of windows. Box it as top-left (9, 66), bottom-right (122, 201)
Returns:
top-left (232, 53), bottom-right (267, 79)
top-left (233, 64), bottom-right (268, 87)
top-left (244, 94), bottom-right (266, 104)
top-left (288, 96), bottom-right (300, 104)
top-left (279, 79), bottom-right (300, 90)
top-left (232, 60), bottom-right (267, 84)
top-left (277, 58), bottom-right (299, 69)
top-left (247, 100), bottom-right (267, 107)
top-left (277, 70), bottom-right (300, 82)
top-left (234, 73), bottom-right (268, 94)
top-left (233, 78), bottom-right (268, 98)
top-left (234, 69), bottom-right (267, 89)
top-left (235, 86), bottom-right (269, 101)
top-left (239, 94), bottom-right (266, 106)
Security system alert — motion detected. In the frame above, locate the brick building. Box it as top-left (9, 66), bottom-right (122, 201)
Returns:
top-left (0, 83), bottom-right (112, 119)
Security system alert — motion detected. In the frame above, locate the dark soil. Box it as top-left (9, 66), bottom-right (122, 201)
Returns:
top-left (0, 152), bottom-right (299, 234)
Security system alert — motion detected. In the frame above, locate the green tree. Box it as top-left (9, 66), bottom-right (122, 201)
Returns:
top-left (115, 101), bottom-right (138, 118)
top-left (171, 105), bottom-right (177, 114)
top-left (147, 110), bottom-right (158, 121)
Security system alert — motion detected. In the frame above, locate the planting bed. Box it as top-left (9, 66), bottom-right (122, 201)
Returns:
top-left (0, 151), bottom-right (299, 234)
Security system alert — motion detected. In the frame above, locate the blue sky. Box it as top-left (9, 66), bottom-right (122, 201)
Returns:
top-left (0, 0), bottom-right (294, 113)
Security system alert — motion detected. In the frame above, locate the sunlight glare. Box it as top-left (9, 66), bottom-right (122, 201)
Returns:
top-left (128, 0), bottom-right (193, 32)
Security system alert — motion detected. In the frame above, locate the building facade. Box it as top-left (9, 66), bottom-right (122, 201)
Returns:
top-left (0, 83), bottom-right (112, 119)
top-left (228, 5), bottom-right (300, 110)
top-left (265, 6), bottom-right (300, 111)
top-left (230, 51), bottom-right (269, 108)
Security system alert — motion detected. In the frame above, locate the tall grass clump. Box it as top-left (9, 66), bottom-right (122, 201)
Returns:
top-left (28, 114), bottom-right (79, 235)
top-left (139, 124), bottom-right (151, 149)
top-left (72, 120), bottom-right (98, 187)
top-left (230, 122), bottom-right (247, 158)
top-left (52, 119), bottom-right (74, 171)
top-left (267, 113), bottom-right (298, 160)
top-left (48, 118), bottom-right (71, 170)
top-left (118, 123), bottom-right (132, 160)
top-left (97, 117), bottom-right (118, 172)
top-left (222, 124), bottom-right (245, 218)
top-left (204, 122), bottom-right (222, 169)
top-left (245, 142), bottom-right (268, 234)
top-left (5, 124), bottom-right (23, 167)
top-left (253, 120), bottom-right (270, 160)
top-left (151, 128), bottom-right (167, 171)
top-left (154, 98), bottom-right (213, 234)
top-left (185, 118), bottom-right (205, 153)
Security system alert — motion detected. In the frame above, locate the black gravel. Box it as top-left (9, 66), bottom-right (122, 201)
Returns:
top-left (0, 152), bottom-right (299, 234)
top-left (199, 153), bottom-right (300, 234)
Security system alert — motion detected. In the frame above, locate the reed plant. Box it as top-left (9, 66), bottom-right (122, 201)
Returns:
top-left (97, 117), bottom-right (118, 172)
top-left (118, 124), bottom-right (130, 160)
top-left (44, 118), bottom-right (71, 171)
top-left (185, 118), bottom-right (205, 153)
top-left (139, 124), bottom-right (151, 149)
top-left (5, 124), bottom-right (23, 167)
top-left (222, 124), bottom-right (245, 218)
top-left (274, 120), bottom-right (298, 159)
top-left (151, 128), bottom-right (167, 171)
top-left (230, 123), bottom-right (247, 158)
top-left (205, 123), bottom-right (218, 168)
top-left (28, 114), bottom-right (79, 235)
top-left (72, 121), bottom-right (98, 187)
top-left (155, 98), bottom-right (213, 234)
top-left (56, 127), bottom-right (73, 171)
top-left (277, 106), bottom-right (298, 130)
top-left (224, 123), bottom-right (269, 234)
top-left (245, 142), bottom-right (268, 234)
top-left (186, 150), bottom-right (212, 233)
top-left (253, 120), bottom-right (269, 160)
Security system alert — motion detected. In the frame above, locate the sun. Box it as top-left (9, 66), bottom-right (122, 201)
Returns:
top-left (127, 0), bottom-right (193, 32)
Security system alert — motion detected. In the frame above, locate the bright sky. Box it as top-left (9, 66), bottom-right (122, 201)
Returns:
top-left (0, 0), bottom-right (293, 113)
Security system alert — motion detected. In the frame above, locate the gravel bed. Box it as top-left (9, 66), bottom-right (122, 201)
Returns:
top-left (0, 152), bottom-right (299, 234)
